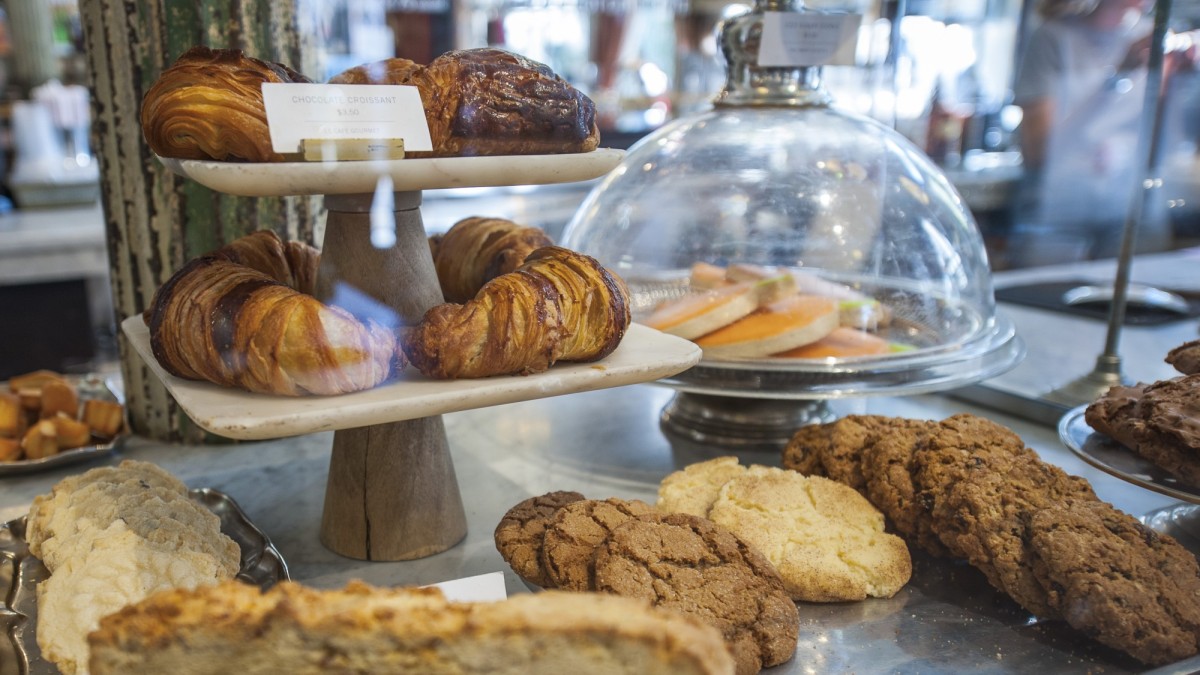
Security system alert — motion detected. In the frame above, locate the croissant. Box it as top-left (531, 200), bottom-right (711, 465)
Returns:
top-left (330, 48), bottom-right (600, 157)
top-left (146, 231), bottom-right (402, 396)
top-left (429, 217), bottom-right (554, 303)
top-left (141, 46), bottom-right (311, 162)
top-left (405, 246), bottom-right (631, 379)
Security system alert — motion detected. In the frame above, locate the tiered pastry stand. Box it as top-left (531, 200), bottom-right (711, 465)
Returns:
top-left (122, 150), bottom-right (702, 561)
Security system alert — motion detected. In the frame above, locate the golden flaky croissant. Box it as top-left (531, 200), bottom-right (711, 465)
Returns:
top-left (330, 48), bottom-right (599, 157)
top-left (146, 231), bottom-right (403, 396)
top-left (429, 217), bottom-right (554, 303)
top-left (141, 46), bottom-right (310, 162)
top-left (404, 246), bottom-right (630, 379)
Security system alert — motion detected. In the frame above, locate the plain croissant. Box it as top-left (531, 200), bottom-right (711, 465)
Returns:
top-left (429, 216), bottom-right (554, 303)
top-left (404, 246), bottom-right (631, 379)
top-left (146, 231), bottom-right (403, 396)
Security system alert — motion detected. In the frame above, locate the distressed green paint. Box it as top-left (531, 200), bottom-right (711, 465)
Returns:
top-left (81, 0), bottom-right (320, 442)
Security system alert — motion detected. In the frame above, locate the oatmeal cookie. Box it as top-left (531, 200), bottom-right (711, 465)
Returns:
top-left (858, 420), bottom-right (947, 557)
top-left (593, 511), bottom-right (798, 675)
top-left (540, 497), bottom-right (654, 591)
top-left (780, 423), bottom-right (829, 477)
top-left (494, 491), bottom-right (585, 588)
top-left (707, 466), bottom-right (911, 602)
top-left (1027, 500), bottom-right (1200, 665)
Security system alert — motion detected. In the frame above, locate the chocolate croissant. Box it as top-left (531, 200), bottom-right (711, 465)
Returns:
top-left (141, 46), bottom-right (311, 162)
top-left (146, 231), bottom-right (403, 396)
top-left (330, 48), bottom-right (599, 157)
top-left (429, 217), bottom-right (554, 303)
top-left (405, 246), bottom-right (630, 379)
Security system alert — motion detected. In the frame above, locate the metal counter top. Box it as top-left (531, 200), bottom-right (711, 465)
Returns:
top-left (2, 249), bottom-right (1199, 674)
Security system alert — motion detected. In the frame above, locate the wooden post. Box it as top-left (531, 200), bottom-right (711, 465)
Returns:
top-left (78, 0), bottom-right (322, 442)
top-left (317, 192), bottom-right (468, 561)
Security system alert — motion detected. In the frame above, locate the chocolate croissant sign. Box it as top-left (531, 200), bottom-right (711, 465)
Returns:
top-left (261, 83), bottom-right (433, 155)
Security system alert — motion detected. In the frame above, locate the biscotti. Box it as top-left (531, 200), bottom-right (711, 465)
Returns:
top-left (88, 581), bottom-right (736, 675)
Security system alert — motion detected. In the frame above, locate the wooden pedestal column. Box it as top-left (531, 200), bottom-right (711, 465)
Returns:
top-left (316, 191), bottom-right (467, 560)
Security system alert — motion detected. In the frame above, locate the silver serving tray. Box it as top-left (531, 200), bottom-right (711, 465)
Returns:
top-left (0, 487), bottom-right (288, 675)
top-left (0, 375), bottom-right (126, 477)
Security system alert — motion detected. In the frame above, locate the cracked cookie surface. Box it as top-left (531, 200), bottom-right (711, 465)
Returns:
top-left (494, 490), bottom-right (585, 588)
top-left (540, 497), bottom-right (653, 591)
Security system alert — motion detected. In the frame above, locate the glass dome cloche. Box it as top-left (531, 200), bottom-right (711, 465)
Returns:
top-left (561, 0), bottom-right (1023, 450)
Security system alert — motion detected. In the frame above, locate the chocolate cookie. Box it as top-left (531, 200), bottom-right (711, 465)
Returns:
top-left (1027, 500), bottom-right (1200, 665)
top-left (540, 497), bottom-right (653, 591)
top-left (494, 491), bottom-right (585, 588)
top-left (1136, 375), bottom-right (1200, 478)
top-left (934, 452), bottom-right (1097, 618)
top-left (1085, 383), bottom-right (1147, 451)
top-left (858, 419), bottom-right (947, 557)
top-left (1167, 338), bottom-right (1200, 375)
top-left (593, 512), bottom-right (798, 675)
top-left (781, 423), bottom-right (829, 477)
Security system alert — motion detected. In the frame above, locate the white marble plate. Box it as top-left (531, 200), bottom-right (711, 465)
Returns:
top-left (156, 149), bottom-right (625, 197)
top-left (122, 316), bottom-right (700, 440)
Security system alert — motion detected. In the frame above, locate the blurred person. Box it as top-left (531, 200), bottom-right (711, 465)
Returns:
top-left (1010, 0), bottom-right (1197, 266)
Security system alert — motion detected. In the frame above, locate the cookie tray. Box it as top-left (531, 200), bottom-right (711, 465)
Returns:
top-left (0, 488), bottom-right (288, 675)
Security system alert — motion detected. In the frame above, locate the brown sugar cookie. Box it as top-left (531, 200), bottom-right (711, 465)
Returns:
top-left (494, 491), bottom-right (585, 588)
top-left (707, 466), bottom-right (911, 603)
top-left (593, 511), bottom-right (798, 675)
top-left (935, 452), bottom-right (1097, 618)
top-left (540, 497), bottom-right (653, 591)
top-left (857, 420), bottom-right (947, 557)
top-left (1027, 500), bottom-right (1200, 665)
top-left (657, 456), bottom-right (747, 517)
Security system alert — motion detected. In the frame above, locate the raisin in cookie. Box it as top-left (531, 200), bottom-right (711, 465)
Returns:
top-left (494, 491), bottom-right (585, 588)
top-left (708, 465), bottom-right (911, 603)
top-left (1027, 500), bottom-right (1200, 665)
top-left (593, 511), bottom-right (798, 675)
top-left (657, 456), bottom-right (748, 517)
top-left (540, 497), bottom-right (653, 590)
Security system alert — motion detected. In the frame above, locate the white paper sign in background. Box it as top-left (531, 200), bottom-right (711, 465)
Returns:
top-left (261, 82), bottom-right (433, 154)
top-left (758, 12), bottom-right (861, 67)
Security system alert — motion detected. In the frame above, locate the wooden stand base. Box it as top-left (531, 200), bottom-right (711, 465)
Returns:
top-left (316, 190), bottom-right (467, 560)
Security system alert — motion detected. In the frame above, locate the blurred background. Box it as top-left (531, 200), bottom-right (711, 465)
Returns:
top-left (0, 0), bottom-right (1197, 377)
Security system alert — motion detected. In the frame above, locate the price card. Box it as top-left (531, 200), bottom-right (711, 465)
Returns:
top-left (261, 82), bottom-right (433, 156)
top-left (758, 12), bottom-right (861, 67)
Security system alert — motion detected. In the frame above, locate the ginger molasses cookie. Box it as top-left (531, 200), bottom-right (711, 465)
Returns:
top-left (657, 456), bottom-right (747, 517)
top-left (707, 466), bottom-right (911, 603)
top-left (494, 491), bottom-right (585, 588)
top-left (935, 452), bottom-right (1096, 618)
top-left (857, 420), bottom-right (947, 557)
top-left (540, 497), bottom-right (653, 590)
top-left (1027, 500), bottom-right (1200, 665)
top-left (593, 511), bottom-right (798, 675)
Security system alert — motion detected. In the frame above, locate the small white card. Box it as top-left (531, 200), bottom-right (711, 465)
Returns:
top-left (758, 12), bottom-right (861, 67)
top-left (261, 82), bottom-right (433, 155)
top-left (426, 571), bottom-right (509, 603)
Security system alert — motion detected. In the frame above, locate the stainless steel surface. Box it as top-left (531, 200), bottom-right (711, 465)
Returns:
top-left (1059, 405), bottom-right (1200, 504)
top-left (659, 393), bottom-right (835, 452)
top-left (0, 374), bottom-right (125, 477)
top-left (0, 488), bottom-right (288, 675)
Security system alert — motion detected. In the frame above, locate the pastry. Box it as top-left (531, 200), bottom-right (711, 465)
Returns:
top-left (331, 48), bottom-right (599, 158)
top-left (89, 581), bottom-right (737, 675)
top-left (493, 490), bottom-right (585, 588)
top-left (141, 46), bottom-right (310, 162)
top-left (404, 246), bottom-right (630, 379)
top-left (146, 231), bottom-right (403, 395)
top-left (26, 460), bottom-right (239, 675)
top-left (1026, 500), bottom-right (1200, 665)
top-left (706, 465), bottom-right (911, 603)
top-left (539, 497), bottom-right (653, 591)
top-left (593, 511), bottom-right (799, 675)
top-left (429, 216), bottom-right (554, 303)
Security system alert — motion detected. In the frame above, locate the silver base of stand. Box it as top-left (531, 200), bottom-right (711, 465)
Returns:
top-left (1043, 354), bottom-right (1127, 407)
top-left (659, 392), bottom-right (834, 454)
